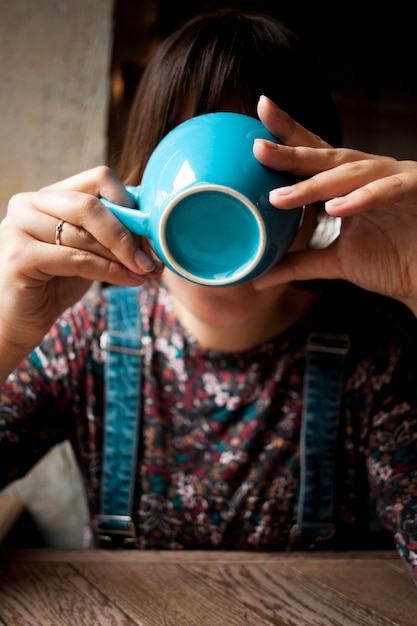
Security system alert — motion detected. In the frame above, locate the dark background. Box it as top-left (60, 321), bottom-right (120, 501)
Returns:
top-left (107, 0), bottom-right (417, 167)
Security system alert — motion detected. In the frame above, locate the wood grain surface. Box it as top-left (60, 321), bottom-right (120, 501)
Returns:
top-left (0, 550), bottom-right (416, 625)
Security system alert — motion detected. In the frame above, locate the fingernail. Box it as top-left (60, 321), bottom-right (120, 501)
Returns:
top-left (134, 248), bottom-right (156, 272)
top-left (254, 138), bottom-right (278, 150)
top-left (326, 197), bottom-right (346, 210)
top-left (259, 94), bottom-right (274, 106)
top-left (269, 186), bottom-right (292, 200)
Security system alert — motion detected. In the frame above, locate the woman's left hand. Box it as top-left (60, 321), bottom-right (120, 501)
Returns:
top-left (253, 96), bottom-right (417, 316)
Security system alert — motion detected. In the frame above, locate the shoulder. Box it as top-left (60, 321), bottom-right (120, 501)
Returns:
top-left (302, 281), bottom-right (417, 384)
top-left (310, 281), bottom-right (417, 341)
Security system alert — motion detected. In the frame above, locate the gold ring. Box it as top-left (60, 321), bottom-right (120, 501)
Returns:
top-left (55, 219), bottom-right (65, 245)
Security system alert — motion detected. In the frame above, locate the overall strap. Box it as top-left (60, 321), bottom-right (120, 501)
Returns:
top-left (94, 286), bottom-right (143, 547)
top-left (290, 332), bottom-right (350, 549)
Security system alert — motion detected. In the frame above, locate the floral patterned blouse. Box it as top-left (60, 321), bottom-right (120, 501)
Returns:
top-left (1, 280), bottom-right (417, 583)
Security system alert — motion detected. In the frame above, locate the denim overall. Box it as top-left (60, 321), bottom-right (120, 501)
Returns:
top-left (95, 286), bottom-right (350, 548)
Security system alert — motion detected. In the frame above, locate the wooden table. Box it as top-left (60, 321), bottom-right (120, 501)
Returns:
top-left (0, 549), bottom-right (415, 625)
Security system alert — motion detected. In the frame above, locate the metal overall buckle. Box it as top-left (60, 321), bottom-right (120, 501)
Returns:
top-left (93, 514), bottom-right (137, 549)
top-left (288, 523), bottom-right (336, 551)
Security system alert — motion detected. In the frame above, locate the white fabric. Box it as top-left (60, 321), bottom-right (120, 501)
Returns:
top-left (0, 440), bottom-right (92, 548)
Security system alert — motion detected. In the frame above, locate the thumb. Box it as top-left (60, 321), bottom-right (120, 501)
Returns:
top-left (253, 246), bottom-right (342, 290)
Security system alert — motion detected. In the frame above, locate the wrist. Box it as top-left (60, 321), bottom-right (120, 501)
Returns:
top-left (0, 332), bottom-right (35, 385)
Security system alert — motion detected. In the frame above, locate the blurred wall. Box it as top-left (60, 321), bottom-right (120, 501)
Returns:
top-left (0, 0), bottom-right (115, 220)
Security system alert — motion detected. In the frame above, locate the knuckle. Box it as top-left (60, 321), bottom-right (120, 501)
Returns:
top-left (389, 174), bottom-right (404, 191)
top-left (75, 225), bottom-right (96, 246)
top-left (7, 192), bottom-right (31, 214)
top-left (93, 164), bottom-right (116, 186)
top-left (70, 248), bottom-right (95, 269)
top-left (304, 175), bottom-right (322, 195)
top-left (76, 194), bottom-right (102, 222)
top-left (340, 160), bottom-right (364, 177)
top-left (359, 186), bottom-right (376, 204)
top-left (117, 226), bottom-right (134, 247)
top-left (403, 159), bottom-right (417, 172)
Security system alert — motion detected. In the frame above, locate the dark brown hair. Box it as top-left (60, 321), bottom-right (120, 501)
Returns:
top-left (118, 8), bottom-right (340, 184)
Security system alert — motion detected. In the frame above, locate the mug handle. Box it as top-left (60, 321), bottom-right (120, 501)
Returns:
top-left (100, 185), bottom-right (150, 237)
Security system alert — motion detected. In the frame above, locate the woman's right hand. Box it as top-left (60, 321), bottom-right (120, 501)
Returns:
top-left (0, 166), bottom-right (161, 375)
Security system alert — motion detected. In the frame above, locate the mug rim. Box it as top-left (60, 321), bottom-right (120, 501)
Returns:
top-left (159, 183), bottom-right (267, 286)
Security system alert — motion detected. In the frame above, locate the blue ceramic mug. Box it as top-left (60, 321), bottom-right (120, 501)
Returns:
top-left (101, 112), bottom-right (303, 286)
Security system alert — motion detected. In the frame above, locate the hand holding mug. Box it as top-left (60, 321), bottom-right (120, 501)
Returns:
top-left (0, 167), bottom-right (160, 379)
top-left (254, 96), bottom-right (417, 316)
top-left (101, 112), bottom-right (303, 286)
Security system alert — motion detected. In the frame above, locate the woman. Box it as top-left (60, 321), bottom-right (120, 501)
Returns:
top-left (1, 9), bottom-right (417, 580)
